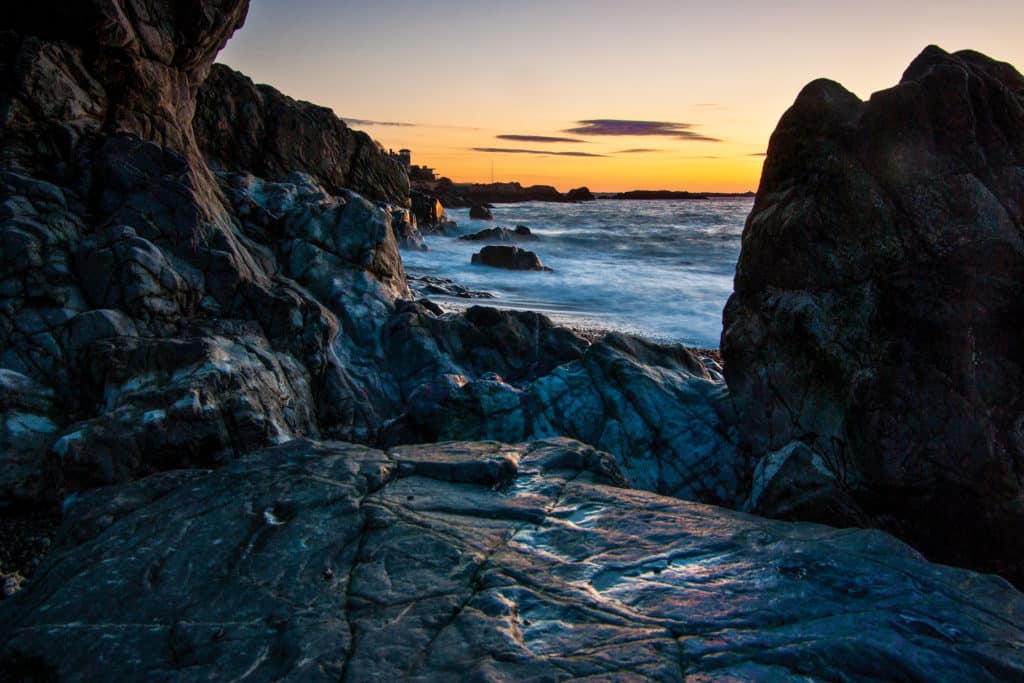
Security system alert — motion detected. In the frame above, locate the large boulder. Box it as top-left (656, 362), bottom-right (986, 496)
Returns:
top-left (722, 46), bottom-right (1024, 583)
top-left (2, 438), bottom-right (1022, 680)
top-left (471, 245), bottom-right (550, 271)
top-left (194, 64), bottom-right (409, 203)
top-left (468, 203), bottom-right (493, 219)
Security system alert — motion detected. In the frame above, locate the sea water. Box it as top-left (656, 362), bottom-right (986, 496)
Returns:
top-left (401, 198), bottom-right (752, 349)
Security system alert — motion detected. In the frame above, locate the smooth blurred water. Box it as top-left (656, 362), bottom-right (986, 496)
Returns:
top-left (402, 198), bottom-right (752, 348)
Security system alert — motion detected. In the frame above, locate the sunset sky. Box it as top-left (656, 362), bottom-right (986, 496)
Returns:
top-left (218, 0), bottom-right (1024, 192)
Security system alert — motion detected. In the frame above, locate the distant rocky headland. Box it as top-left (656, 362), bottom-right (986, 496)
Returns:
top-left (411, 178), bottom-right (755, 207)
top-left (414, 179), bottom-right (595, 206)
top-left (0, 0), bottom-right (1022, 678)
top-left (605, 189), bottom-right (756, 200)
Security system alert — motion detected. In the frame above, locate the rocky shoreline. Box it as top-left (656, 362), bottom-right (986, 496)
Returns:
top-left (1, 1), bottom-right (1023, 678)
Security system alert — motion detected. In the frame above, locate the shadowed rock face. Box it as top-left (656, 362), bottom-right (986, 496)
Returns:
top-left (194, 64), bottom-right (409, 203)
top-left (2, 439), bottom-right (1022, 680)
top-left (0, 1), bottom-right (416, 503)
top-left (1, 1), bottom-right (249, 171)
top-left (722, 46), bottom-right (1024, 582)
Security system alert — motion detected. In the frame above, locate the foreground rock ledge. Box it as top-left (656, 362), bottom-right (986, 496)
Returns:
top-left (2, 439), bottom-right (1022, 681)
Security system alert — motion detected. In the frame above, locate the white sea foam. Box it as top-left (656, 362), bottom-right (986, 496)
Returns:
top-left (402, 198), bottom-right (751, 348)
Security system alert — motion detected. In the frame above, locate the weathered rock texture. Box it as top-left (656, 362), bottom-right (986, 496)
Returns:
top-left (472, 245), bottom-right (551, 271)
top-left (2, 439), bottom-right (1022, 681)
top-left (722, 46), bottom-right (1024, 582)
top-left (0, 1), bottom-right (417, 504)
top-left (194, 64), bottom-right (409, 203)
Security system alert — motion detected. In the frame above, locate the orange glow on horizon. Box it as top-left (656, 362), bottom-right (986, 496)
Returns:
top-left (218, 1), bottom-right (1024, 194)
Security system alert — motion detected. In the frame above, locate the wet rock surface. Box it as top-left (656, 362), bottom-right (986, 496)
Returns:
top-left (402, 331), bottom-right (739, 505)
top-left (458, 225), bottom-right (538, 243)
top-left (3, 4), bottom-right (1024, 676)
top-left (406, 274), bottom-right (495, 299)
top-left (471, 245), bottom-right (551, 271)
top-left (2, 439), bottom-right (1022, 681)
top-left (722, 46), bottom-right (1024, 582)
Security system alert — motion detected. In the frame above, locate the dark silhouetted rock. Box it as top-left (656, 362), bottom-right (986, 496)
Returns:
top-left (722, 46), bottom-right (1024, 584)
top-left (411, 190), bottom-right (446, 225)
top-left (469, 203), bottom-right (493, 219)
top-left (471, 245), bottom-right (550, 271)
top-left (389, 206), bottom-right (427, 251)
top-left (458, 225), bottom-right (537, 242)
top-left (194, 64), bottom-right (409, 203)
top-left (566, 186), bottom-right (596, 201)
top-left (2, 438), bottom-right (1022, 680)
top-left (427, 181), bottom-right (564, 207)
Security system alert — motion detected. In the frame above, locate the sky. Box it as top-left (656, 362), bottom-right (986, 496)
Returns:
top-left (218, 0), bottom-right (1024, 192)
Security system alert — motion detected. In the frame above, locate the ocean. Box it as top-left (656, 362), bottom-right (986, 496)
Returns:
top-left (401, 198), bottom-right (753, 349)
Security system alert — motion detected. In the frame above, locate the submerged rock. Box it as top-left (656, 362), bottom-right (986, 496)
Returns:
top-left (2, 438), bottom-right (1021, 680)
top-left (722, 46), bottom-right (1024, 583)
top-left (458, 225), bottom-right (537, 242)
top-left (406, 274), bottom-right (495, 299)
top-left (471, 245), bottom-right (551, 271)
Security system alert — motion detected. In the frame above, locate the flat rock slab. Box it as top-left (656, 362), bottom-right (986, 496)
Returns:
top-left (1, 438), bottom-right (1022, 681)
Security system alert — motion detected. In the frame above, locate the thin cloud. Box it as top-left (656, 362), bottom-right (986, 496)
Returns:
top-left (747, 152), bottom-right (767, 157)
top-left (616, 148), bottom-right (665, 154)
top-left (472, 147), bottom-right (607, 158)
top-left (565, 119), bottom-right (721, 142)
top-left (343, 118), bottom-right (480, 130)
top-left (497, 134), bottom-right (585, 144)
top-left (343, 118), bottom-right (417, 127)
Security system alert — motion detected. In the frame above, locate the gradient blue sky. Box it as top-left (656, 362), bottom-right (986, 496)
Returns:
top-left (218, 0), bottom-right (1024, 191)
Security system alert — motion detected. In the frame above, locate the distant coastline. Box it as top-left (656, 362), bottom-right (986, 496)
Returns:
top-left (413, 177), bottom-right (754, 206)
top-left (599, 189), bottom-right (755, 200)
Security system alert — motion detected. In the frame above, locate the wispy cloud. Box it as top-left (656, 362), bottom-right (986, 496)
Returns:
top-left (343, 118), bottom-right (417, 127)
top-left (616, 148), bottom-right (665, 154)
top-left (472, 147), bottom-right (607, 158)
top-left (343, 118), bottom-right (480, 130)
top-left (497, 134), bottom-right (585, 144)
top-left (747, 152), bottom-right (767, 157)
top-left (565, 119), bottom-right (721, 142)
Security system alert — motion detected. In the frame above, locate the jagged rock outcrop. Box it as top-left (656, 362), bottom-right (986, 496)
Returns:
top-left (0, 2), bottom-right (416, 503)
top-left (396, 328), bottom-right (738, 504)
top-left (722, 46), bottom-right (1024, 583)
top-left (2, 438), bottom-right (1022, 680)
top-left (1, 1), bottom-right (250, 170)
top-left (194, 64), bottom-right (409, 203)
